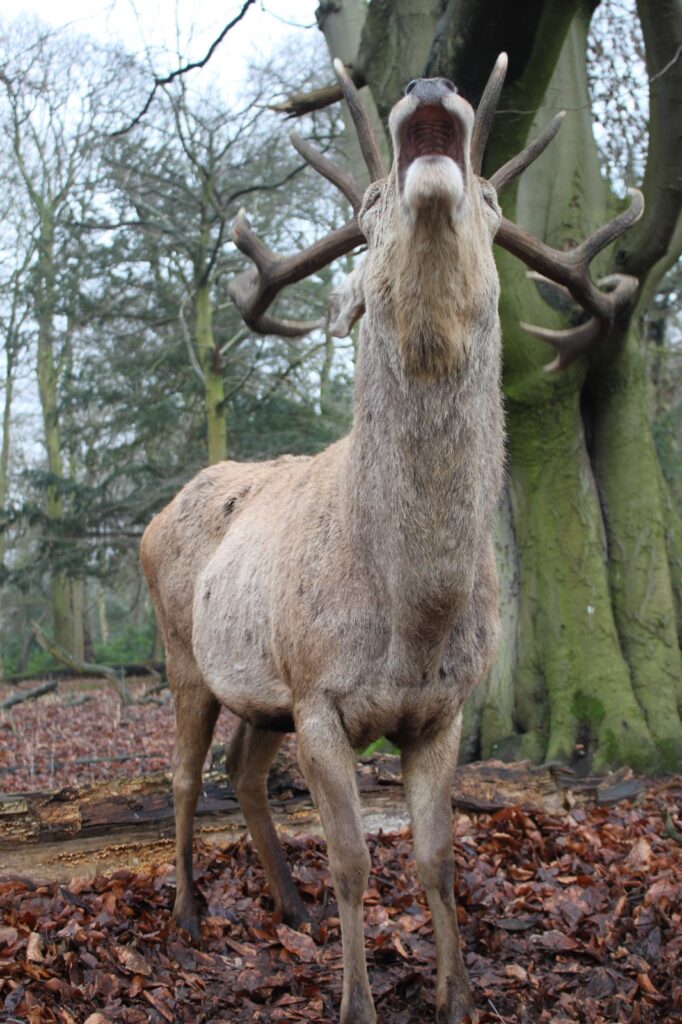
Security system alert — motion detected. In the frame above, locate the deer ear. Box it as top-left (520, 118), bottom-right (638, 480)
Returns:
top-left (328, 260), bottom-right (366, 337)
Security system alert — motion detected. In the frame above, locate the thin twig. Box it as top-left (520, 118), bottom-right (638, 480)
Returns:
top-left (487, 998), bottom-right (508, 1023)
top-left (110, 0), bottom-right (256, 136)
top-left (650, 44), bottom-right (682, 83)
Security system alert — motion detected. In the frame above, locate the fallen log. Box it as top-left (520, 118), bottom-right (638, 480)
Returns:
top-left (4, 662), bottom-right (165, 685)
top-left (0, 682), bottom-right (57, 709)
top-left (0, 756), bottom-right (667, 886)
top-left (31, 623), bottom-right (134, 705)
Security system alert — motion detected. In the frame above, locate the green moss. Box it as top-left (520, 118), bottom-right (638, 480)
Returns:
top-left (599, 729), bottom-right (620, 769)
top-left (588, 335), bottom-right (682, 761)
top-left (571, 690), bottom-right (606, 727)
top-left (361, 737), bottom-right (399, 757)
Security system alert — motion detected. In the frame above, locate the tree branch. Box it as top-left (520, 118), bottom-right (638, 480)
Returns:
top-left (615, 0), bottom-right (682, 286)
top-left (269, 68), bottom-right (366, 118)
top-left (31, 621), bottom-right (134, 706)
top-left (110, 0), bottom-right (256, 137)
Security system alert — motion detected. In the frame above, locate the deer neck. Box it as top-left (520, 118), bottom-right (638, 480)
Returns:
top-left (343, 230), bottom-right (503, 632)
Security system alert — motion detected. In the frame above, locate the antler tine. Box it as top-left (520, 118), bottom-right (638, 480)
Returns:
top-left (228, 208), bottom-right (364, 338)
top-left (471, 52), bottom-right (508, 175)
top-left (289, 131), bottom-right (364, 214)
top-left (490, 112), bottom-right (565, 193)
top-left (332, 58), bottom-right (387, 182)
top-left (495, 188), bottom-right (644, 371)
top-left (572, 188), bottom-right (645, 269)
top-left (521, 275), bottom-right (639, 372)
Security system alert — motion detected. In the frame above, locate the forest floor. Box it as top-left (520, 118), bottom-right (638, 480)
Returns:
top-left (0, 677), bottom-right (240, 794)
top-left (0, 678), bottom-right (681, 1024)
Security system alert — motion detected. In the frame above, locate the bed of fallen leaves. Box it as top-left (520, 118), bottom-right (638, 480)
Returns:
top-left (1, 778), bottom-right (681, 1024)
top-left (0, 681), bottom-right (241, 793)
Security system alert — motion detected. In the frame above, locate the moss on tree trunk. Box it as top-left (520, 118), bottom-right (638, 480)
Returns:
top-left (196, 281), bottom-right (227, 465)
top-left (589, 336), bottom-right (682, 762)
top-left (506, 385), bottom-right (656, 768)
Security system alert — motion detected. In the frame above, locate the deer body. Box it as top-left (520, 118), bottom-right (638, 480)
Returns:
top-left (146, 281), bottom-right (503, 740)
top-left (142, 59), bottom-right (643, 1024)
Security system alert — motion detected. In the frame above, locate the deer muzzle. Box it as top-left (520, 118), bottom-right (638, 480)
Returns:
top-left (389, 80), bottom-right (474, 223)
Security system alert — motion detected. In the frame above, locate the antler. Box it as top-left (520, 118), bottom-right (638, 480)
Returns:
top-left (231, 53), bottom-right (643, 362)
top-left (471, 52), bottom-right (508, 174)
top-left (495, 194), bottom-right (643, 370)
top-left (332, 58), bottom-right (387, 181)
top-left (472, 54), bottom-right (644, 371)
top-left (228, 210), bottom-right (363, 337)
top-left (228, 59), bottom-right (385, 336)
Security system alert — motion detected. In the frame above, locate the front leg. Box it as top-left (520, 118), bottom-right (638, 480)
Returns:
top-left (296, 704), bottom-right (376, 1024)
top-left (401, 715), bottom-right (474, 1024)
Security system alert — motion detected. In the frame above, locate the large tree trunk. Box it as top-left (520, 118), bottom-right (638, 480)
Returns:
top-left (499, 6), bottom-right (681, 769)
top-left (335, 0), bottom-right (682, 769)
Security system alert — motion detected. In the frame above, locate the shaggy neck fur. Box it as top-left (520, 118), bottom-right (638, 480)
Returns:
top-left (343, 217), bottom-right (504, 659)
top-left (394, 199), bottom-right (482, 380)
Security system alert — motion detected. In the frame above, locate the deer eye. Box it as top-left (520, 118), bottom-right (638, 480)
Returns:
top-left (479, 180), bottom-right (500, 214)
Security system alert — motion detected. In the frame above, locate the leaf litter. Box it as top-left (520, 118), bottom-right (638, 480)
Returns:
top-left (1, 778), bottom-right (680, 1023)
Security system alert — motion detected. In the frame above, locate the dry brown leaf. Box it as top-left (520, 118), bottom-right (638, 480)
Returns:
top-left (275, 923), bottom-right (317, 963)
top-left (504, 963), bottom-right (528, 982)
top-left (0, 925), bottom-right (18, 946)
top-left (626, 835), bottom-right (652, 868)
top-left (113, 943), bottom-right (152, 976)
top-left (142, 988), bottom-right (175, 1022)
top-left (25, 931), bottom-right (44, 962)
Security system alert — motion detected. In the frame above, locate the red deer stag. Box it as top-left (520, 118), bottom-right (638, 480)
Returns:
top-left (141, 55), bottom-right (642, 1024)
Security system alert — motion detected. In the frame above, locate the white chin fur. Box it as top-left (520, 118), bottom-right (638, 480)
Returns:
top-left (402, 156), bottom-right (465, 222)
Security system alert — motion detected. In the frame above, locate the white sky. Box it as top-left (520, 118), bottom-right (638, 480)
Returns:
top-left (2, 0), bottom-right (320, 90)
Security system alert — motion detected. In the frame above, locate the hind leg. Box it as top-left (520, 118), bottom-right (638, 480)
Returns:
top-left (226, 721), bottom-right (309, 928)
top-left (168, 649), bottom-right (220, 940)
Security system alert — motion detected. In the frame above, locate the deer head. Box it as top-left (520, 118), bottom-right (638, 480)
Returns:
top-left (228, 54), bottom-right (644, 373)
top-left (332, 76), bottom-right (503, 380)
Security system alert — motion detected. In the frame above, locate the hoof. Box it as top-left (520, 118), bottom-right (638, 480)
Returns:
top-left (282, 903), bottom-right (312, 932)
top-left (436, 997), bottom-right (477, 1024)
top-left (173, 902), bottom-right (202, 943)
top-left (436, 978), bottom-right (476, 1024)
top-left (340, 988), bottom-right (376, 1024)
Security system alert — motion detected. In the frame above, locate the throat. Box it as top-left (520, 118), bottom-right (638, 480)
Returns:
top-left (394, 204), bottom-right (472, 379)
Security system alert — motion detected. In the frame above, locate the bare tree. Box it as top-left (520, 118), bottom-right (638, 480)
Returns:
top-left (107, 48), bottom-right (345, 466)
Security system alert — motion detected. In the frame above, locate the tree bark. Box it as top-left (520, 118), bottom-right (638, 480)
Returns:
top-left (70, 578), bottom-right (86, 663)
top-left (316, 0), bottom-right (389, 184)
top-left (35, 215), bottom-right (72, 652)
top-left (196, 281), bottom-right (228, 465)
top-left (0, 337), bottom-right (14, 681)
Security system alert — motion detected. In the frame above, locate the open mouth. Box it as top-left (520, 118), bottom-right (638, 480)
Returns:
top-left (399, 105), bottom-right (464, 182)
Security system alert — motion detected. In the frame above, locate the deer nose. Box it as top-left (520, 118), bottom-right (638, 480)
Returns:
top-left (405, 78), bottom-right (457, 102)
